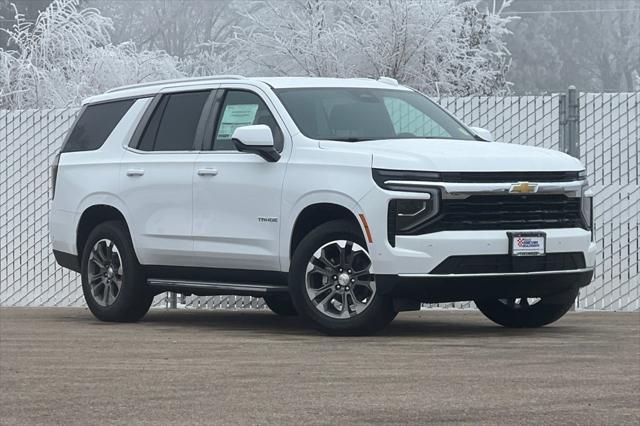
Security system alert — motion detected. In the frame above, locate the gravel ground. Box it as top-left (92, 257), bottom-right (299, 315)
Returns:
top-left (1, 307), bottom-right (638, 425)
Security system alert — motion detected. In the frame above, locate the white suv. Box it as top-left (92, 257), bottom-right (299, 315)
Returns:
top-left (49, 76), bottom-right (596, 335)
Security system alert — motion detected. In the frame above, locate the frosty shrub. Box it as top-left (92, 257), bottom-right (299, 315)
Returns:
top-left (0, 0), bottom-right (182, 108)
top-left (235, 0), bottom-right (516, 96)
top-left (177, 45), bottom-right (245, 78)
top-left (0, 0), bottom-right (518, 108)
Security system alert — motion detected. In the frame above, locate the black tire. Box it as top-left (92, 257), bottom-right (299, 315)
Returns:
top-left (264, 294), bottom-right (298, 316)
top-left (475, 288), bottom-right (578, 328)
top-left (81, 220), bottom-right (153, 322)
top-left (289, 219), bottom-right (397, 336)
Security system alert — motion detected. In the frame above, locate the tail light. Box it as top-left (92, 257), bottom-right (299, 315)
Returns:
top-left (50, 152), bottom-right (60, 199)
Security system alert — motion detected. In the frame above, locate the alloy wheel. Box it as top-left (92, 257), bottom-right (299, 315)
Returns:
top-left (87, 238), bottom-right (123, 307)
top-left (305, 240), bottom-right (376, 319)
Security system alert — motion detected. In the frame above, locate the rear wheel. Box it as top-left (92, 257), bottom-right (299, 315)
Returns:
top-left (289, 220), bottom-right (396, 335)
top-left (81, 221), bottom-right (153, 322)
top-left (264, 294), bottom-right (298, 316)
top-left (475, 288), bottom-right (578, 328)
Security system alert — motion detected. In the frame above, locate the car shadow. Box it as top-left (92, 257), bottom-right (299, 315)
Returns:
top-left (76, 308), bottom-right (579, 339)
top-left (382, 315), bottom-right (577, 339)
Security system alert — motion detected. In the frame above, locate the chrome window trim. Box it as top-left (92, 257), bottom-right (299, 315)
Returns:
top-left (123, 146), bottom-right (205, 155)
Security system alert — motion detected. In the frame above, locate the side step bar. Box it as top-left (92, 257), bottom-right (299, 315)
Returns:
top-left (147, 278), bottom-right (288, 296)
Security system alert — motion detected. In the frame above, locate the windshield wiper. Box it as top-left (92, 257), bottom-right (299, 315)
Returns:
top-left (329, 137), bottom-right (375, 142)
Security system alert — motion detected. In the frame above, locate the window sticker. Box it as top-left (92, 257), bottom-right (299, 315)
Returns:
top-left (217, 104), bottom-right (259, 139)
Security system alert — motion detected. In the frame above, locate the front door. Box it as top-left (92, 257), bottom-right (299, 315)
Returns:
top-left (192, 88), bottom-right (288, 271)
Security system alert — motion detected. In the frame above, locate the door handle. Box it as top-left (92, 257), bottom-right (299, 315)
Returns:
top-left (126, 169), bottom-right (145, 177)
top-left (197, 168), bottom-right (219, 176)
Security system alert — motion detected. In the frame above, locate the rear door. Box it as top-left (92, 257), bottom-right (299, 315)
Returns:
top-left (120, 88), bottom-right (216, 266)
top-left (191, 86), bottom-right (289, 271)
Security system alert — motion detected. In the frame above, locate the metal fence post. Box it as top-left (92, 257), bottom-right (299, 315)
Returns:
top-left (559, 92), bottom-right (567, 153)
top-left (566, 86), bottom-right (581, 159)
top-left (559, 86), bottom-right (580, 159)
top-left (169, 292), bottom-right (177, 309)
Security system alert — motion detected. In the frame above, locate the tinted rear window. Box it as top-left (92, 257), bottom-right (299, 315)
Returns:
top-left (62, 100), bottom-right (134, 153)
top-left (138, 91), bottom-right (210, 151)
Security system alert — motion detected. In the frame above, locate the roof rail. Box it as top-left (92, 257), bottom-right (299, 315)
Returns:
top-left (378, 76), bottom-right (399, 86)
top-left (106, 75), bottom-right (247, 93)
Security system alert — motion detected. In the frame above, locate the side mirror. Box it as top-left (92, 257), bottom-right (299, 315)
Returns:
top-left (231, 125), bottom-right (280, 162)
top-left (470, 126), bottom-right (494, 142)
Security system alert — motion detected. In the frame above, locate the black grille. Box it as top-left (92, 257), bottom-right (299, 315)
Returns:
top-left (401, 194), bottom-right (586, 234)
top-left (431, 253), bottom-right (586, 274)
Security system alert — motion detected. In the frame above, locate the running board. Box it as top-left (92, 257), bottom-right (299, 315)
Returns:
top-left (147, 278), bottom-right (288, 295)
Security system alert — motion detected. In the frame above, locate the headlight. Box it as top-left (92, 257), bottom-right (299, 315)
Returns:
top-left (388, 190), bottom-right (440, 246)
top-left (581, 195), bottom-right (593, 231)
top-left (50, 151), bottom-right (60, 200)
top-left (580, 170), bottom-right (593, 237)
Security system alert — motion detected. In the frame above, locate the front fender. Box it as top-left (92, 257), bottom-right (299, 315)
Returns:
top-left (280, 190), bottom-right (371, 272)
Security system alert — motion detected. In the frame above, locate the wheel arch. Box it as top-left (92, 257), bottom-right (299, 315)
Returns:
top-left (289, 202), bottom-right (365, 261)
top-left (76, 204), bottom-right (132, 261)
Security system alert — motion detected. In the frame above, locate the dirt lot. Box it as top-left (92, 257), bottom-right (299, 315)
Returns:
top-left (0, 307), bottom-right (638, 425)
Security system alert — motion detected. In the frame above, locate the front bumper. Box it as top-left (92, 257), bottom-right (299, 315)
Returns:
top-left (377, 269), bottom-right (593, 304)
top-left (367, 227), bottom-right (595, 303)
top-left (367, 227), bottom-right (596, 275)
top-left (360, 174), bottom-right (597, 276)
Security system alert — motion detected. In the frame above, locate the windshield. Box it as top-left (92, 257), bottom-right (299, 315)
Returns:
top-left (275, 87), bottom-right (475, 142)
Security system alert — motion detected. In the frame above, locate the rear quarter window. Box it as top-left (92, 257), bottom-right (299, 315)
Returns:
top-left (62, 99), bottom-right (134, 153)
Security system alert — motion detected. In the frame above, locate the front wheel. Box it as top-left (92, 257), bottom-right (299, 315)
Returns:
top-left (289, 220), bottom-right (397, 336)
top-left (475, 288), bottom-right (578, 328)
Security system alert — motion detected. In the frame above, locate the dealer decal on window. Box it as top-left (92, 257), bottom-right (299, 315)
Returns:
top-left (216, 104), bottom-right (259, 139)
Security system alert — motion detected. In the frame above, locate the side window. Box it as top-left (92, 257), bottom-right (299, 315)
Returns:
top-left (137, 96), bottom-right (167, 151)
top-left (212, 90), bottom-right (283, 151)
top-left (62, 99), bottom-right (134, 153)
top-left (137, 91), bottom-right (209, 151)
top-left (383, 97), bottom-right (451, 138)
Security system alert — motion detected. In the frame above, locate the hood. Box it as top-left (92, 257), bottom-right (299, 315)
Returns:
top-left (318, 138), bottom-right (584, 172)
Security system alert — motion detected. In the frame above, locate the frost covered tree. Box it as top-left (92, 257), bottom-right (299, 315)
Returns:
top-left (235, 0), bottom-right (516, 95)
top-left (88, 0), bottom-right (250, 77)
top-left (234, 0), bottom-right (355, 77)
top-left (0, 0), bottom-right (183, 108)
top-left (92, 0), bottom-right (244, 59)
top-left (0, 0), bottom-right (519, 108)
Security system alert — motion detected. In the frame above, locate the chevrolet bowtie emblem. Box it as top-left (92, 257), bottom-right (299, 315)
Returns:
top-left (509, 181), bottom-right (538, 194)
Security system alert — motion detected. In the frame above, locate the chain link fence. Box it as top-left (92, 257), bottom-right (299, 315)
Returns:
top-left (579, 93), bottom-right (638, 310)
top-left (1, 91), bottom-right (638, 311)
